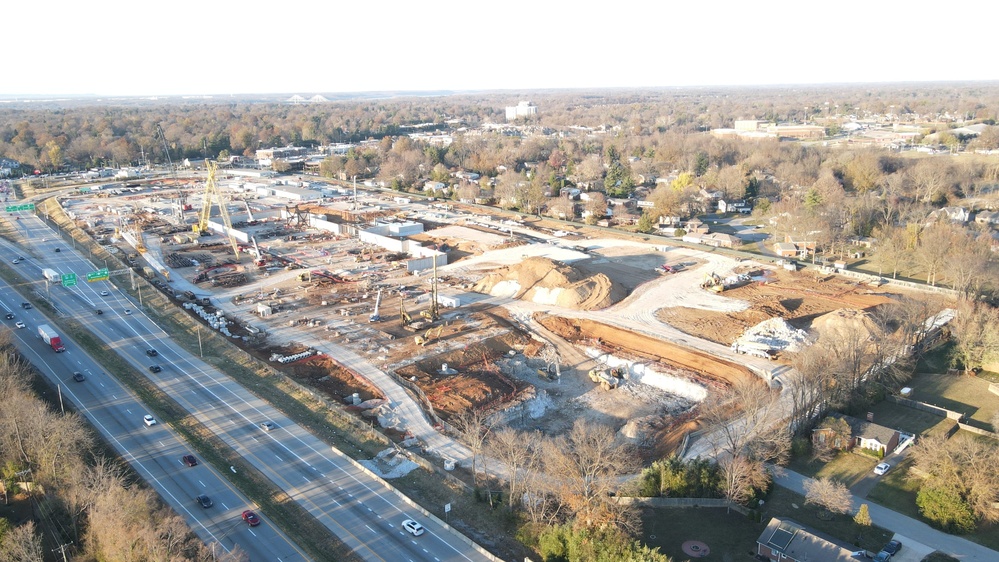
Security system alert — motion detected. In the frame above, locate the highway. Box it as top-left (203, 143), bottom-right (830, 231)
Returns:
top-left (2, 208), bottom-right (492, 561)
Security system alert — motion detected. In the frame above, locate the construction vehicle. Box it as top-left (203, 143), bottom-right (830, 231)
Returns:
top-left (251, 237), bottom-right (266, 266)
top-left (194, 161), bottom-right (240, 258)
top-left (414, 325), bottom-right (444, 347)
top-left (731, 341), bottom-right (778, 360)
top-left (421, 257), bottom-right (441, 322)
top-left (701, 272), bottom-right (724, 292)
top-left (587, 368), bottom-right (620, 390)
top-left (400, 299), bottom-right (412, 326)
top-left (657, 264), bottom-right (675, 274)
top-left (369, 289), bottom-right (383, 322)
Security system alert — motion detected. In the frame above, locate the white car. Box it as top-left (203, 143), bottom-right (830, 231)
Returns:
top-left (124, 309), bottom-right (132, 315)
top-left (100, 290), bottom-right (109, 296)
top-left (873, 462), bottom-right (891, 476)
top-left (402, 519), bottom-right (425, 536)
top-left (14, 321), bottom-right (25, 329)
top-left (143, 415), bottom-right (157, 427)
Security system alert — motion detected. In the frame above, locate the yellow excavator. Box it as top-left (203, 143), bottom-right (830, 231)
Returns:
top-left (414, 325), bottom-right (444, 347)
top-left (701, 272), bottom-right (724, 293)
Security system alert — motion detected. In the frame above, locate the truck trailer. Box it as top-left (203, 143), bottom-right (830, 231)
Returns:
top-left (42, 268), bottom-right (60, 282)
top-left (38, 324), bottom-right (66, 352)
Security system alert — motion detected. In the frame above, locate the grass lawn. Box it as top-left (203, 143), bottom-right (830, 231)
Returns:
top-left (760, 486), bottom-right (892, 554)
top-left (641, 506), bottom-right (766, 561)
top-left (906, 370), bottom-right (999, 428)
top-left (867, 400), bottom-right (955, 437)
top-left (789, 450), bottom-right (880, 487)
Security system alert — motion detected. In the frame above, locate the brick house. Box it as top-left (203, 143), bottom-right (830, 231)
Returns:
top-left (757, 517), bottom-right (865, 562)
top-left (812, 413), bottom-right (901, 457)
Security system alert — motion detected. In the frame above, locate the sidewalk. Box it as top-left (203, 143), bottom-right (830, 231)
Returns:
top-left (772, 467), bottom-right (997, 561)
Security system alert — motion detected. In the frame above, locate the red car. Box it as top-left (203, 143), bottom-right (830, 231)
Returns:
top-left (242, 510), bottom-right (260, 527)
top-left (182, 455), bottom-right (198, 467)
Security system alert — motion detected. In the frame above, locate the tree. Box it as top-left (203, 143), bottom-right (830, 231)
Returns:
top-left (636, 211), bottom-right (656, 233)
top-left (910, 433), bottom-right (999, 531)
top-left (583, 193), bottom-right (607, 224)
top-left (451, 409), bottom-right (493, 487)
top-left (948, 301), bottom-right (999, 372)
top-left (543, 420), bottom-right (639, 532)
top-left (854, 503), bottom-right (872, 527)
top-left (488, 428), bottom-right (541, 511)
top-left (0, 521), bottom-right (43, 562)
top-left (804, 477), bottom-right (852, 515)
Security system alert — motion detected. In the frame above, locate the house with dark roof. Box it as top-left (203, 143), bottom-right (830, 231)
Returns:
top-left (757, 517), bottom-right (866, 562)
top-left (812, 413), bottom-right (901, 456)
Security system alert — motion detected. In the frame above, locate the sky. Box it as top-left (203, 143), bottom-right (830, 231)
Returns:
top-left (5, 0), bottom-right (996, 97)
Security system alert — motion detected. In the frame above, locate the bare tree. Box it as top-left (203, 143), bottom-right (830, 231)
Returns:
top-left (718, 455), bottom-right (770, 512)
top-left (542, 420), bottom-right (640, 532)
top-left (804, 477), bottom-right (853, 515)
top-left (0, 521), bottom-right (44, 562)
top-left (487, 427), bottom-right (541, 510)
top-left (949, 301), bottom-right (999, 372)
top-left (451, 409), bottom-right (493, 487)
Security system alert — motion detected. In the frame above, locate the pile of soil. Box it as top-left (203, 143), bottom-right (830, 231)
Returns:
top-left (473, 256), bottom-right (626, 310)
top-left (810, 308), bottom-right (880, 343)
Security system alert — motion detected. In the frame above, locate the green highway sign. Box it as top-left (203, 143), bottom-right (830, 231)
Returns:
top-left (86, 268), bottom-right (110, 282)
top-left (4, 203), bottom-right (35, 212)
top-left (61, 273), bottom-right (77, 288)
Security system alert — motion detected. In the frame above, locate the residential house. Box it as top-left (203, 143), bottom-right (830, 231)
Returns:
top-left (773, 242), bottom-right (798, 257)
top-left (682, 232), bottom-right (705, 244)
top-left (699, 188), bottom-right (723, 202)
top-left (685, 219), bottom-right (709, 235)
top-left (701, 232), bottom-right (740, 248)
top-left (926, 206), bottom-right (970, 224)
top-left (812, 413), bottom-right (901, 457)
top-left (757, 517), bottom-right (865, 562)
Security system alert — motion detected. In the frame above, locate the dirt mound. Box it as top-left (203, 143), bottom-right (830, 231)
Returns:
top-left (811, 308), bottom-right (880, 342)
top-left (474, 256), bottom-right (626, 310)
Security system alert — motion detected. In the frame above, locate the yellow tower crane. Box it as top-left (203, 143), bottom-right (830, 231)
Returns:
top-left (195, 160), bottom-right (240, 258)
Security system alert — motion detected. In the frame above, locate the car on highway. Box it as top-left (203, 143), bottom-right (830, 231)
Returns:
top-left (143, 415), bottom-right (157, 426)
top-left (259, 421), bottom-right (275, 432)
top-left (21, 302), bottom-right (31, 309)
top-left (11, 258), bottom-right (19, 264)
top-left (124, 309), bottom-right (132, 315)
top-left (873, 462), bottom-right (891, 476)
top-left (73, 372), bottom-right (86, 382)
top-left (96, 309), bottom-right (103, 315)
top-left (5, 313), bottom-right (13, 319)
top-left (14, 321), bottom-right (25, 329)
top-left (146, 349), bottom-right (158, 357)
top-left (54, 248), bottom-right (61, 253)
top-left (148, 365), bottom-right (162, 373)
top-left (241, 510), bottom-right (261, 526)
top-left (182, 455), bottom-right (198, 467)
top-left (402, 519), bottom-right (425, 536)
top-left (196, 495), bottom-right (213, 508)
top-left (100, 290), bottom-right (110, 296)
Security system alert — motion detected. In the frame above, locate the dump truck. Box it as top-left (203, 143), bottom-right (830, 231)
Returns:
top-left (38, 324), bottom-right (66, 352)
top-left (42, 268), bottom-right (60, 282)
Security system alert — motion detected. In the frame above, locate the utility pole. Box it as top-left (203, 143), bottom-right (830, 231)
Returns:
top-left (53, 542), bottom-right (73, 562)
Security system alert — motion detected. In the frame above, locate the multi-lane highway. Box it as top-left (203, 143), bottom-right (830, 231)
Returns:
top-left (2, 209), bottom-right (493, 561)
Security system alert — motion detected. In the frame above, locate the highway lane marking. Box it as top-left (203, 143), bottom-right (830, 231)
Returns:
top-left (221, 502), bottom-right (229, 510)
top-left (248, 529), bottom-right (257, 537)
top-left (159, 441), bottom-right (165, 447)
top-left (365, 524), bottom-right (375, 533)
top-left (274, 454), bottom-right (282, 461)
top-left (199, 480), bottom-right (206, 487)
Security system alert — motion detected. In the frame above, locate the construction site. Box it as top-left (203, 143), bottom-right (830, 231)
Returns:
top-left (62, 166), bottom-right (934, 459)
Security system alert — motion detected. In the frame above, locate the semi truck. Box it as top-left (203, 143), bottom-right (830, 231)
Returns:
top-left (42, 268), bottom-right (60, 282)
top-left (38, 324), bottom-right (66, 352)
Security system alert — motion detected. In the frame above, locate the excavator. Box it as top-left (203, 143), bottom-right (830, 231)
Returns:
top-left (400, 299), bottom-right (412, 326)
top-left (414, 325), bottom-right (444, 347)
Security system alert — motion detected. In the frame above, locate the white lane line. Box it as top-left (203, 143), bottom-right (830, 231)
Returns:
top-left (199, 480), bottom-right (206, 488)
top-left (159, 441), bottom-right (165, 447)
top-left (221, 502), bottom-right (229, 510)
top-left (248, 529), bottom-right (257, 537)
top-left (274, 455), bottom-right (282, 462)
top-left (365, 524), bottom-right (375, 533)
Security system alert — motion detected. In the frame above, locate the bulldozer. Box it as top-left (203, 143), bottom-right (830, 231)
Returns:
top-left (414, 325), bottom-right (444, 347)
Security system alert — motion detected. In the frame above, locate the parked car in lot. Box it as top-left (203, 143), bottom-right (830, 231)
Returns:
top-left (402, 519), bottom-right (425, 536)
top-left (242, 510), bottom-right (261, 526)
top-left (873, 551), bottom-right (892, 562)
top-left (882, 540), bottom-right (902, 555)
top-left (873, 462), bottom-right (891, 476)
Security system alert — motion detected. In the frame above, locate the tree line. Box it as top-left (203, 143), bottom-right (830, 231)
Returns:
top-left (0, 332), bottom-right (245, 562)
